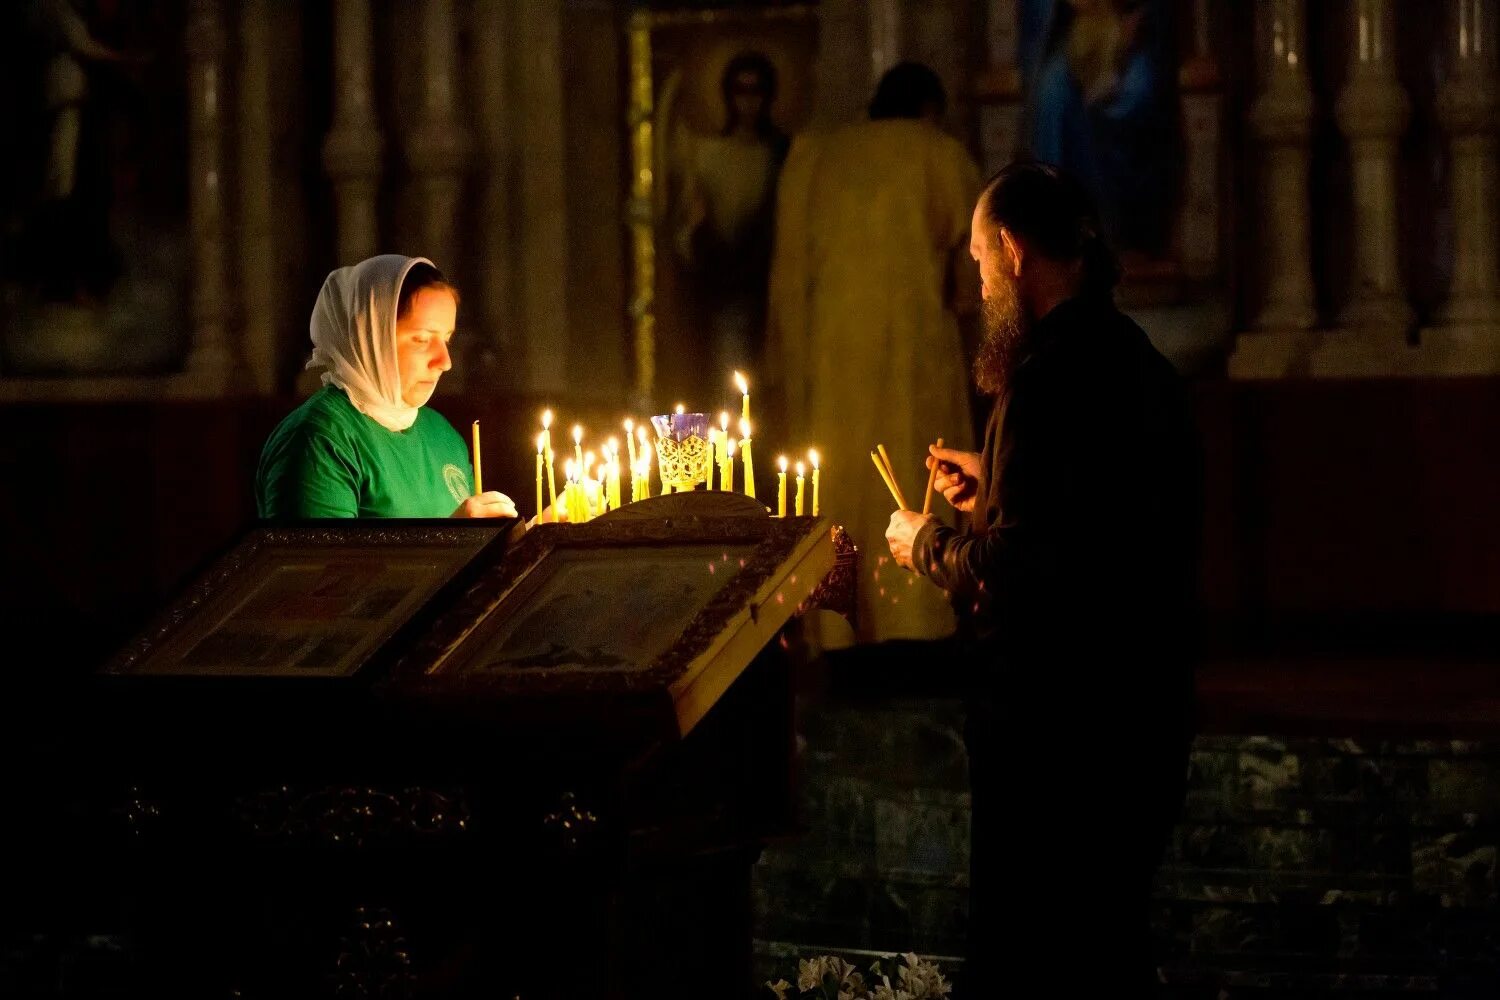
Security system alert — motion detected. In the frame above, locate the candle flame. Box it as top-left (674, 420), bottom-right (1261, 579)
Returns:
top-left (572, 424), bottom-right (582, 444)
top-left (541, 409), bottom-right (553, 429)
top-left (637, 425), bottom-right (649, 444)
top-left (607, 437), bottom-right (619, 455)
top-left (809, 449), bottom-right (820, 469)
top-left (740, 417), bottom-right (751, 439)
top-left (719, 411), bottom-right (730, 431)
top-left (623, 418), bottom-right (633, 433)
top-left (675, 403), bottom-right (685, 414)
top-left (585, 450), bottom-right (595, 468)
top-left (565, 458), bottom-right (576, 479)
top-left (778, 455), bottom-right (788, 473)
top-left (726, 438), bottom-right (737, 456)
top-left (734, 371), bottom-right (748, 395)
top-left (536, 432), bottom-right (546, 453)
top-left (796, 461), bottom-right (805, 476)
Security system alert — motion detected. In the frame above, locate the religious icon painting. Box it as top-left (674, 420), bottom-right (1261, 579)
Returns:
top-left (0, 0), bottom-right (193, 377)
top-left (627, 4), bottom-right (818, 403)
top-left (388, 498), bottom-right (835, 739)
top-left (102, 522), bottom-right (514, 679)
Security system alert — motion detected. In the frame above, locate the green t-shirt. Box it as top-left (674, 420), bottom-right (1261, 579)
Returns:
top-left (257, 385), bottom-right (474, 519)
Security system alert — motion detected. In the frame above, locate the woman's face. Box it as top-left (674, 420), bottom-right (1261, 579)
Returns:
top-left (395, 286), bottom-right (457, 408)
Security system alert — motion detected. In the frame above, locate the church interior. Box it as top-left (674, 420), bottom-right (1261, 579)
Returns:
top-left (3, 0), bottom-right (1500, 997)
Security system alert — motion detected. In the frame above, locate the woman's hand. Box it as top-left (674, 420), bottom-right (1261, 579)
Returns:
top-left (927, 445), bottom-right (983, 513)
top-left (451, 491), bottom-right (518, 519)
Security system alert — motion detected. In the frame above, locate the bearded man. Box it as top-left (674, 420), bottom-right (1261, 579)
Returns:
top-left (884, 161), bottom-right (1200, 991)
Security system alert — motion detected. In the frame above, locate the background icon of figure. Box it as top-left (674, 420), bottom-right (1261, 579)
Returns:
top-left (666, 51), bottom-right (788, 376)
top-left (24, 0), bottom-right (145, 304)
top-left (1021, 0), bottom-right (1180, 259)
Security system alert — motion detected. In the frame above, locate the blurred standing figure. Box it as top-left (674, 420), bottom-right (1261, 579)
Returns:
top-left (28, 0), bottom-right (137, 303)
top-left (670, 51), bottom-right (788, 375)
top-left (769, 62), bottom-right (980, 643)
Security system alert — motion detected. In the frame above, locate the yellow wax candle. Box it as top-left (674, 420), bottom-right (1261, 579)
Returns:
top-left (624, 420), bottom-right (637, 472)
top-left (716, 415), bottom-right (730, 490)
top-left (471, 420), bottom-right (483, 496)
top-left (541, 410), bottom-right (558, 513)
top-left (739, 418), bottom-right (756, 500)
top-left (535, 433), bottom-right (545, 521)
top-left (777, 456), bottom-right (788, 517)
top-left (723, 438), bottom-right (736, 492)
top-left (809, 449), bottom-right (820, 517)
top-left (606, 440), bottom-right (621, 509)
top-left (734, 371), bottom-right (750, 425)
top-left (572, 425), bottom-right (584, 476)
top-left (795, 461), bottom-right (806, 516)
top-left (637, 453), bottom-right (652, 500)
top-left (705, 429), bottom-right (717, 491)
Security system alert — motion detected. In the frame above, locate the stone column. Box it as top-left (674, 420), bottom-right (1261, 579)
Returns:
top-left (1249, 0), bottom-right (1317, 332)
top-left (1438, 0), bottom-right (1500, 326)
top-left (183, 0), bottom-right (236, 389)
top-left (471, 0), bottom-right (515, 383)
top-left (1335, 0), bottom-right (1412, 330)
top-left (322, 0), bottom-right (382, 266)
top-left (238, 0), bottom-right (276, 394)
top-left (1423, 0), bottom-right (1500, 372)
top-left (515, 0), bottom-right (569, 394)
top-left (407, 0), bottom-right (468, 274)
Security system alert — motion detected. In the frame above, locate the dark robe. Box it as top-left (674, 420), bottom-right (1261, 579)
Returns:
top-left (912, 292), bottom-right (1200, 990)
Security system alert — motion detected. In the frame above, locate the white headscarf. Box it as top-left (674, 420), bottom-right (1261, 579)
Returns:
top-left (306, 254), bottom-right (433, 432)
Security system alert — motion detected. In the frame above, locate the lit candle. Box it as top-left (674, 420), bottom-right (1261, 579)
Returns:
top-left (637, 427), bottom-right (651, 497)
top-left (777, 456), bottom-right (788, 518)
top-left (470, 420), bottom-right (483, 496)
top-left (809, 449), bottom-right (820, 517)
top-left (705, 428), bottom-right (717, 491)
top-left (734, 371), bottom-right (750, 425)
top-left (675, 403), bottom-right (685, 415)
top-left (541, 410), bottom-right (558, 513)
top-left (535, 433), bottom-right (545, 521)
top-left (564, 459), bottom-right (581, 523)
top-left (607, 439), bottom-right (622, 509)
top-left (572, 424), bottom-right (584, 476)
top-left (795, 461), bottom-right (806, 516)
top-left (718, 413), bottom-right (732, 490)
top-left (739, 417), bottom-right (756, 500)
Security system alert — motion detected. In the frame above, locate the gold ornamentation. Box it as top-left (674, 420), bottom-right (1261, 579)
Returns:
top-left (654, 432), bottom-right (710, 491)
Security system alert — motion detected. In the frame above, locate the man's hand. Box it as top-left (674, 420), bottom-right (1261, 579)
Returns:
top-left (927, 445), bottom-right (982, 513)
top-left (451, 491), bottom-right (518, 519)
top-left (886, 510), bottom-right (932, 571)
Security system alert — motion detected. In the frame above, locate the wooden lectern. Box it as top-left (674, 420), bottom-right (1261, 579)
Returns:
top-left (61, 493), bottom-right (847, 999)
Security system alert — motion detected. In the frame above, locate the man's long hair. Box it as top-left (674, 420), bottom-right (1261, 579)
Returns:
top-left (980, 161), bottom-right (1122, 298)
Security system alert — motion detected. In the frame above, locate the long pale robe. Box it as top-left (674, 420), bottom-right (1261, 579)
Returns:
top-left (769, 119), bottom-right (981, 643)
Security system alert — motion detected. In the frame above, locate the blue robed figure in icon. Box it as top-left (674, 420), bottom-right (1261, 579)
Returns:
top-left (1019, 0), bottom-right (1180, 257)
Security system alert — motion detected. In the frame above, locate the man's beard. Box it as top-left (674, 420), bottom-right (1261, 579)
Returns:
top-left (973, 279), bottom-right (1030, 396)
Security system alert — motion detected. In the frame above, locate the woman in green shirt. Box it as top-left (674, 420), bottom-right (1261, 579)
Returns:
top-left (257, 254), bottom-right (517, 520)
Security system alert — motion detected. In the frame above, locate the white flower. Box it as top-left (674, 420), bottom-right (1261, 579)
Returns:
top-left (895, 953), bottom-right (952, 999)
